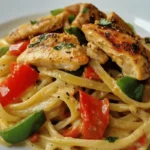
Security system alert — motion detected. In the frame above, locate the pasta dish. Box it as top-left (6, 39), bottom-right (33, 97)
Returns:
top-left (0, 2), bottom-right (150, 150)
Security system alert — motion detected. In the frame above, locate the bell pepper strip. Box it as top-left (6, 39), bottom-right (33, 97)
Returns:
top-left (60, 125), bottom-right (81, 138)
top-left (116, 76), bottom-right (144, 102)
top-left (65, 27), bottom-right (87, 45)
top-left (0, 64), bottom-right (38, 106)
top-left (9, 40), bottom-right (29, 56)
top-left (0, 110), bottom-right (46, 144)
top-left (29, 133), bottom-right (40, 143)
top-left (84, 66), bottom-right (100, 81)
top-left (79, 90), bottom-right (109, 139)
top-left (0, 46), bottom-right (9, 58)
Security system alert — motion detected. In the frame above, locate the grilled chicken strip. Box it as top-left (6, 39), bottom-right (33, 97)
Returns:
top-left (5, 12), bottom-right (66, 44)
top-left (87, 42), bottom-right (109, 64)
top-left (141, 39), bottom-right (150, 59)
top-left (107, 12), bottom-right (134, 36)
top-left (65, 3), bottom-right (106, 27)
top-left (82, 24), bottom-right (150, 80)
top-left (17, 33), bottom-right (89, 71)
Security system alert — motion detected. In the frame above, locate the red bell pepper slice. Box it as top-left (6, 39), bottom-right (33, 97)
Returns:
top-left (60, 125), bottom-right (81, 138)
top-left (9, 41), bottom-right (29, 56)
top-left (0, 64), bottom-right (38, 106)
top-left (84, 66), bottom-right (100, 80)
top-left (79, 90), bottom-right (109, 139)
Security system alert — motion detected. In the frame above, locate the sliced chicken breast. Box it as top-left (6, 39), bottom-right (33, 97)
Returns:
top-left (82, 24), bottom-right (150, 80)
top-left (17, 33), bottom-right (89, 71)
top-left (87, 42), bottom-right (109, 64)
top-left (5, 12), bottom-right (67, 44)
top-left (107, 12), bottom-right (134, 36)
top-left (141, 38), bottom-right (150, 59)
top-left (65, 3), bottom-right (106, 27)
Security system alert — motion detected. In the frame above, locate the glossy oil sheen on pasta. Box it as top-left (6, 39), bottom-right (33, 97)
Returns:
top-left (0, 2), bottom-right (150, 150)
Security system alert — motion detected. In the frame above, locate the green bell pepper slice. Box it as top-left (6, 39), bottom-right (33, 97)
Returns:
top-left (0, 46), bottom-right (9, 58)
top-left (116, 76), bottom-right (144, 102)
top-left (65, 27), bottom-right (87, 45)
top-left (0, 110), bottom-right (46, 144)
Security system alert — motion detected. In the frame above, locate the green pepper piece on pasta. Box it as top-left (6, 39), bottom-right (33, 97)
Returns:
top-left (0, 110), bottom-right (46, 144)
top-left (116, 76), bottom-right (144, 102)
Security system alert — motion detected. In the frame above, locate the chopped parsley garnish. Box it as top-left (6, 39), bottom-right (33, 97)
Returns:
top-left (105, 136), bottom-right (118, 143)
top-left (82, 7), bottom-right (89, 14)
top-left (54, 42), bottom-right (75, 50)
top-left (68, 15), bottom-right (76, 24)
top-left (145, 37), bottom-right (150, 44)
top-left (65, 27), bottom-right (87, 45)
top-left (30, 20), bottom-right (39, 25)
top-left (50, 8), bottom-right (64, 16)
top-left (29, 34), bottom-right (48, 48)
top-left (98, 19), bottom-right (112, 27)
top-left (0, 46), bottom-right (9, 58)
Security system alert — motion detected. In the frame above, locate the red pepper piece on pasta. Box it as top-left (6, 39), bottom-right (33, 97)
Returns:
top-left (9, 40), bottom-right (29, 56)
top-left (79, 90), bottom-right (109, 139)
top-left (138, 135), bottom-right (147, 146)
top-left (84, 66), bottom-right (100, 80)
top-left (29, 133), bottom-right (40, 143)
top-left (0, 64), bottom-right (38, 106)
top-left (10, 62), bottom-right (17, 73)
top-left (60, 125), bottom-right (81, 138)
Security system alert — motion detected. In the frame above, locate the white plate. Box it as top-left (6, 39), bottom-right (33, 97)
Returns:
top-left (0, 0), bottom-right (150, 149)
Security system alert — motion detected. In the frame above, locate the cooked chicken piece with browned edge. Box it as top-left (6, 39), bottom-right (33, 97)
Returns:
top-left (5, 12), bottom-right (67, 44)
top-left (87, 42), bottom-right (109, 64)
top-left (82, 24), bottom-right (150, 80)
top-left (65, 3), bottom-right (106, 27)
top-left (17, 33), bottom-right (89, 71)
top-left (6, 3), bottom-right (106, 44)
top-left (140, 38), bottom-right (150, 59)
top-left (107, 12), bottom-right (134, 36)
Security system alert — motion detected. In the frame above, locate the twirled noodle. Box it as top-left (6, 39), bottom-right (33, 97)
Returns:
top-left (90, 60), bottom-right (150, 109)
top-left (39, 68), bottom-right (111, 92)
top-left (39, 117), bottom-right (150, 150)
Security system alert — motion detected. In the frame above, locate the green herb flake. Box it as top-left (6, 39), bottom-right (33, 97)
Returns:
top-left (30, 20), bottom-right (39, 25)
top-left (54, 45), bottom-right (62, 50)
top-left (82, 8), bottom-right (89, 14)
top-left (98, 19), bottom-right (112, 27)
top-left (29, 34), bottom-right (49, 48)
top-left (54, 42), bottom-right (75, 50)
top-left (68, 15), bottom-right (76, 24)
top-left (105, 136), bottom-right (118, 143)
top-left (145, 37), bottom-right (150, 44)
top-left (50, 8), bottom-right (64, 16)
top-left (0, 46), bottom-right (9, 58)
top-left (66, 43), bottom-right (75, 49)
